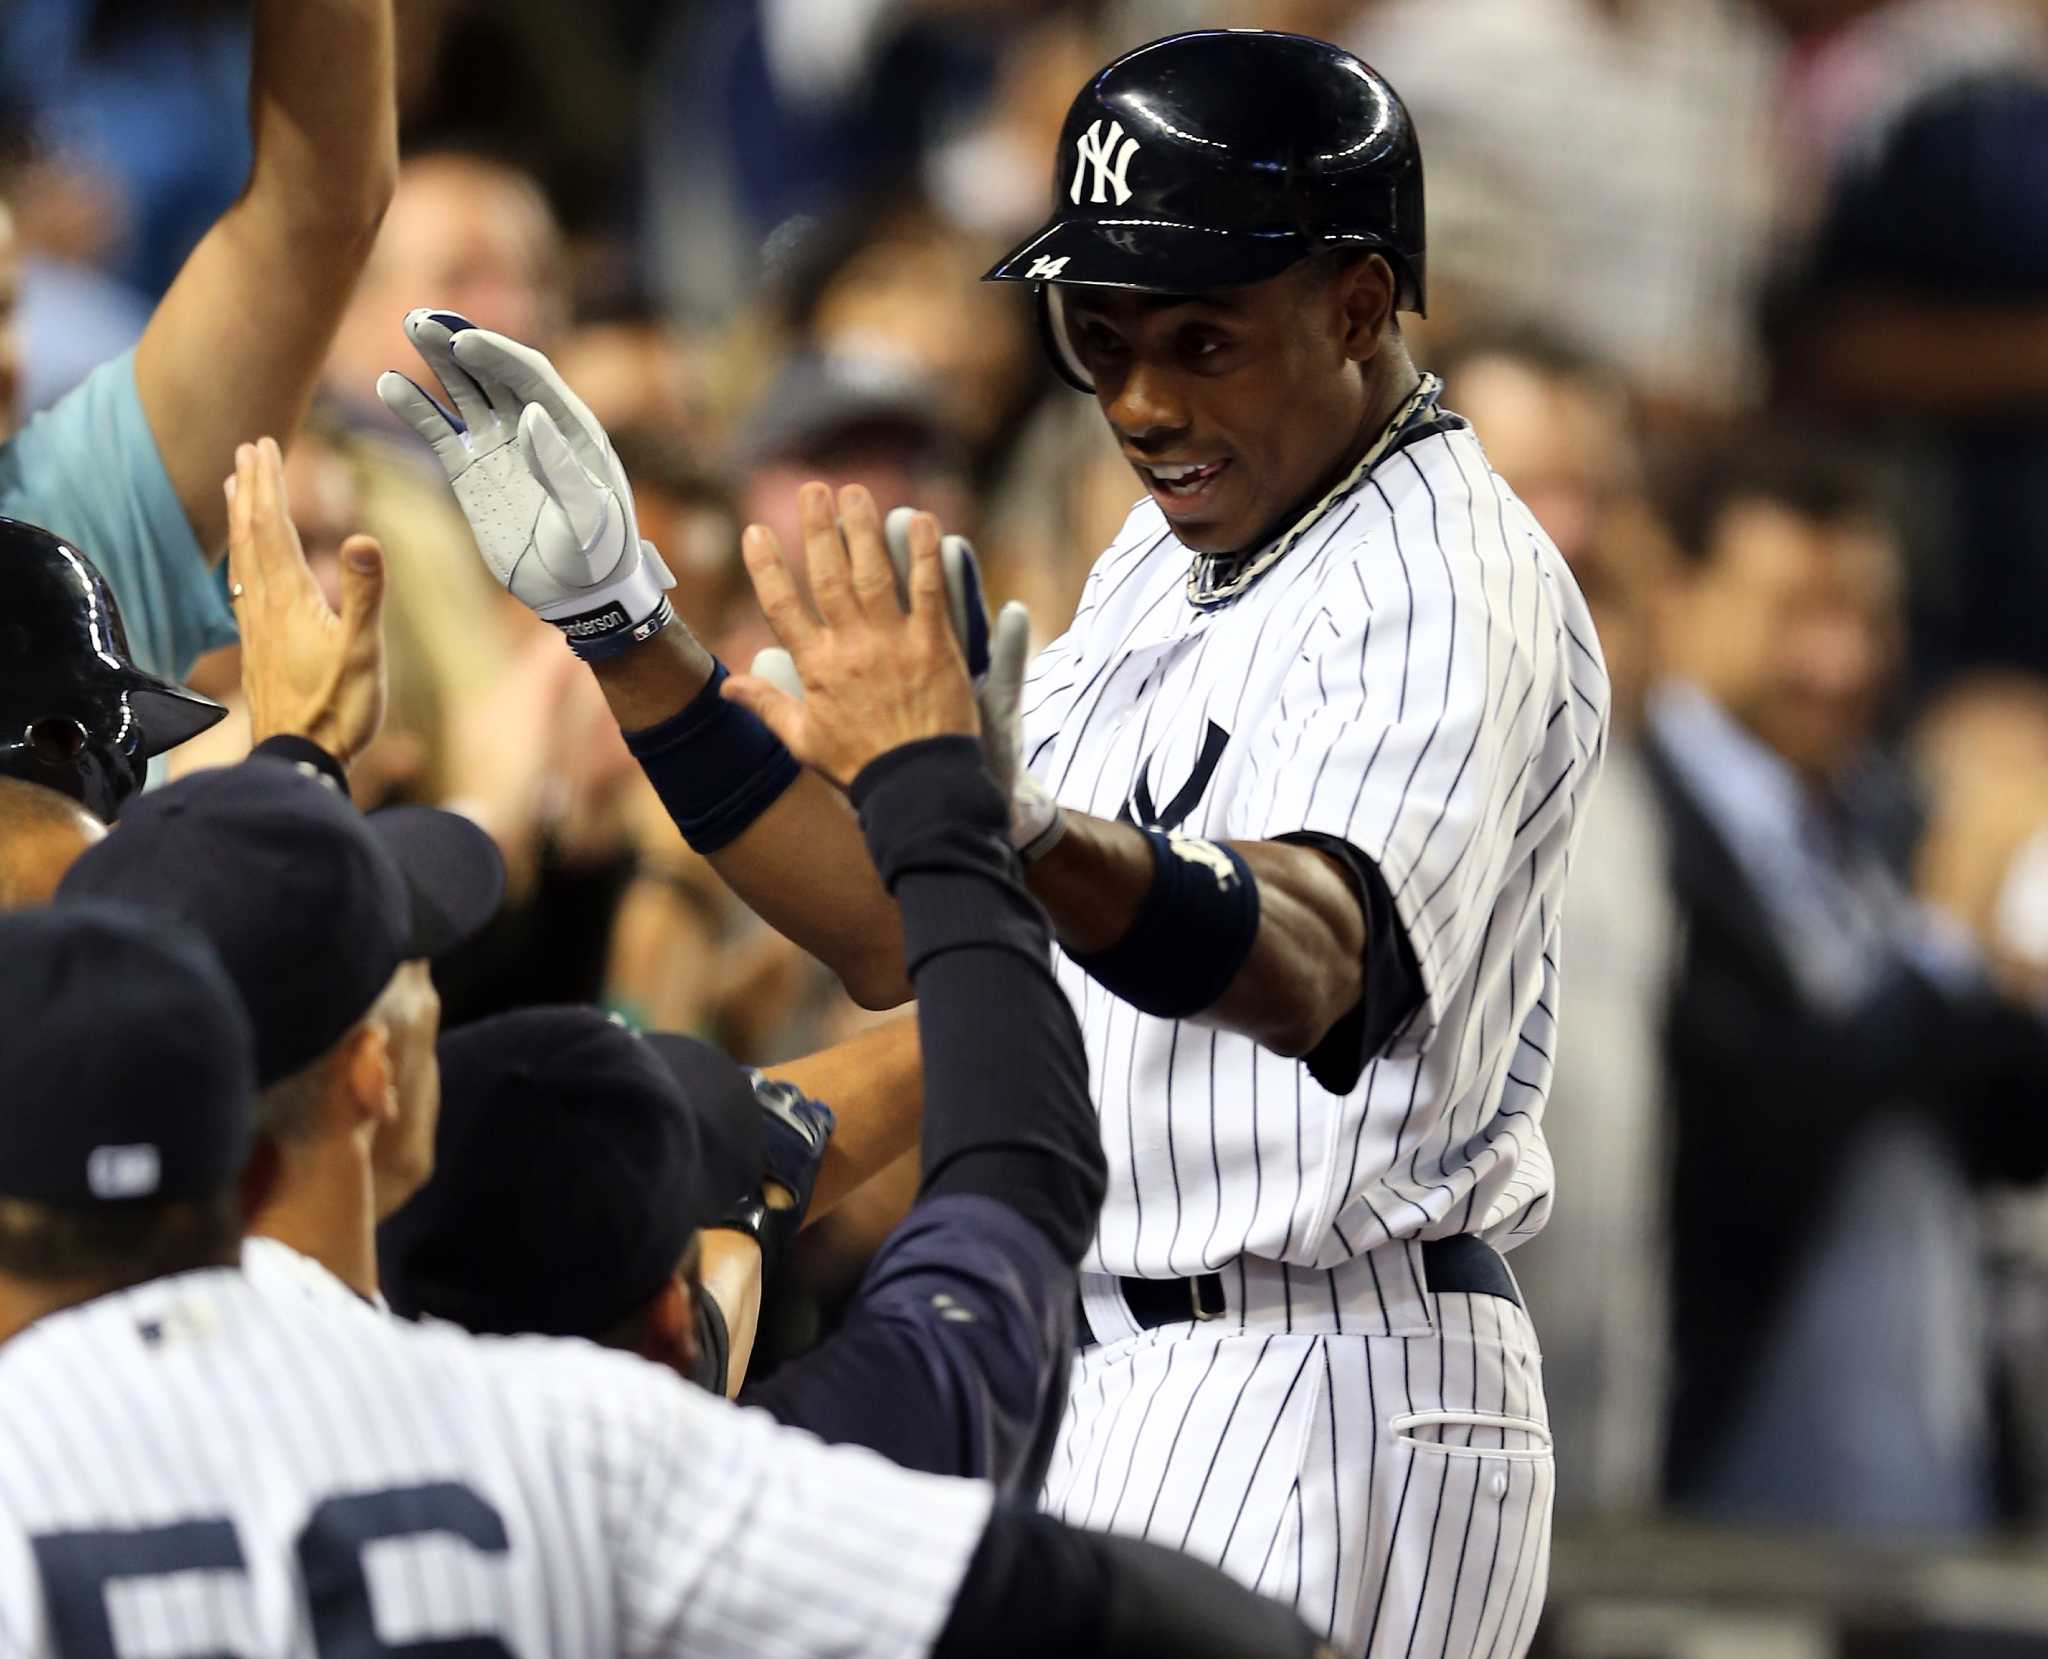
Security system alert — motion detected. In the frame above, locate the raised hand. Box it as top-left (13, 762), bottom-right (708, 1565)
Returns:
top-left (228, 436), bottom-right (387, 764)
top-left (721, 483), bottom-right (978, 788)
top-left (376, 309), bottom-right (677, 659)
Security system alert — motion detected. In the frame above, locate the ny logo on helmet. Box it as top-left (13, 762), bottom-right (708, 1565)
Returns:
top-left (1071, 119), bottom-right (1139, 207)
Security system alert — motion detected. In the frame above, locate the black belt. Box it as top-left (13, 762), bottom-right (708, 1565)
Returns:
top-left (1092, 1235), bottom-right (1519, 1341)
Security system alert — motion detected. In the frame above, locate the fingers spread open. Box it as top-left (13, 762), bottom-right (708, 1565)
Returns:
top-left (902, 510), bottom-right (953, 654)
top-left (798, 481), bottom-right (859, 627)
top-left (402, 309), bottom-right (498, 434)
top-left (375, 371), bottom-right (469, 477)
top-left (449, 328), bottom-right (611, 479)
top-left (840, 486), bottom-right (900, 616)
top-left (740, 524), bottom-right (817, 653)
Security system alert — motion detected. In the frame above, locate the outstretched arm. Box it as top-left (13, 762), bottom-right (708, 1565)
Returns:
top-left (589, 611), bottom-right (909, 1006)
top-left (136, 0), bottom-right (397, 560)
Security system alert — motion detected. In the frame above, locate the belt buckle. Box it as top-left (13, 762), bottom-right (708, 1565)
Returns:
top-left (1190, 1274), bottom-right (1223, 1322)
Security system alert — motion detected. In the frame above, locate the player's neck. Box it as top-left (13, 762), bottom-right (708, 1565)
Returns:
top-left (1352, 341), bottom-right (1424, 471)
top-left (250, 1134), bottom-right (381, 1302)
top-left (0, 1277), bottom-right (102, 1345)
top-left (1223, 345), bottom-right (1424, 561)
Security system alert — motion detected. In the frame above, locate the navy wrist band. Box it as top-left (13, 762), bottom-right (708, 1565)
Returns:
top-left (624, 662), bottom-right (801, 854)
top-left (1070, 829), bottom-right (1260, 1019)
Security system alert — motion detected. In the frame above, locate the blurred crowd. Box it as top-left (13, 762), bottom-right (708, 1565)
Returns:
top-left (7, 0), bottom-right (2048, 1555)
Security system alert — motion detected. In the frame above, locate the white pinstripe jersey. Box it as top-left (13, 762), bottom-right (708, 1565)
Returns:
top-left (1022, 415), bottom-right (1609, 1280)
top-left (0, 1266), bottom-right (992, 1656)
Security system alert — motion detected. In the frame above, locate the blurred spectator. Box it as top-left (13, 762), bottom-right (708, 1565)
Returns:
top-left (1767, 0), bottom-right (2048, 687)
top-left (1914, 673), bottom-right (2048, 1008)
top-left (732, 351), bottom-right (975, 647)
top-left (0, 0), bottom-right (251, 298)
top-left (0, 0), bottom-right (397, 720)
top-left (643, 0), bottom-right (1030, 323)
top-left (1644, 432), bottom-right (2048, 1535)
top-left (323, 148), bottom-right (568, 426)
top-left (555, 298), bottom-right (704, 437)
top-left (610, 423), bottom-right (748, 650)
top-left (1439, 330), bottom-right (1680, 1519)
top-left (774, 194), bottom-right (1038, 462)
top-left (0, 127), bottom-right (151, 416)
top-left (1353, 0), bottom-right (1782, 417)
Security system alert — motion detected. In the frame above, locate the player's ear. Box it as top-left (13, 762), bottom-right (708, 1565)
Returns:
top-left (1336, 254), bottom-right (1395, 366)
top-left (339, 1019), bottom-right (397, 1135)
top-left (237, 1138), bottom-right (283, 1227)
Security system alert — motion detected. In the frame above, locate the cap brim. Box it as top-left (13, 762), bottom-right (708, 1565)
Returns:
top-left (984, 218), bottom-right (1309, 292)
top-left (643, 1031), bottom-right (764, 1222)
top-left (366, 805), bottom-right (506, 961)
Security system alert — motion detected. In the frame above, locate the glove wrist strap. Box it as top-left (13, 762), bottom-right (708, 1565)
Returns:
top-left (537, 552), bottom-right (676, 661)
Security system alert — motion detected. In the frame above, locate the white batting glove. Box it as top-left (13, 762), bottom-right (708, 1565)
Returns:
top-left (376, 309), bottom-right (677, 659)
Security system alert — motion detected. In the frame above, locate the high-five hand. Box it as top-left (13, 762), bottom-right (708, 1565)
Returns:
top-left (377, 309), bottom-right (677, 660)
top-left (228, 437), bottom-right (387, 763)
top-left (722, 483), bottom-right (978, 787)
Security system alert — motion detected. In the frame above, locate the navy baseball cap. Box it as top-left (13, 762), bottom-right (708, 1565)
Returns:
top-left (57, 757), bottom-right (504, 1086)
top-left (379, 1007), bottom-right (765, 1338)
top-left (0, 902), bottom-right (253, 1205)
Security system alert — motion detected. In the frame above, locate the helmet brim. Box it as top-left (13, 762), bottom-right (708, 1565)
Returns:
top-left (984, 218), bottom-right (1310, 294)
top-left (124, 676), bottom-right (228, 760)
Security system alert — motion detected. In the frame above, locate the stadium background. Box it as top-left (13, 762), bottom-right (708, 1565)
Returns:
top-left (6, 0), bottom-right (2048, 1650)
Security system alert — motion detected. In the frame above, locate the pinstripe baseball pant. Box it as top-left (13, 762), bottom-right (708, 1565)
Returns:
top-left (1043, 1251), bottom-right (1554, 1657)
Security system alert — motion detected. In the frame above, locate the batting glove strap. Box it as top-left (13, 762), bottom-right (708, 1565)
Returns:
top-left (538, 561), bottom-right (677, 661)
top-left (1013, 775), bottom-right (1068, 862)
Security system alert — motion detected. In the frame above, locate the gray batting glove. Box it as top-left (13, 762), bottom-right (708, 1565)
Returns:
top-left (377, 309), bottom-right (677, 659)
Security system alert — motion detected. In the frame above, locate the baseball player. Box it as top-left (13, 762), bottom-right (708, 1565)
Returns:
top-left (0, 646), bottom-right (1337, 1657)
top-left (384, 38), bottom-right (1607, 1644)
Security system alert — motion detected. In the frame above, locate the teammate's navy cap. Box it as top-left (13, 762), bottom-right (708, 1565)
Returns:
top-left (56, 757), bottom-right (504, 1086)
top-left (0, 902), bottom-right (253, 1205)
top-left (379, 1007), bottom-right (762, 1338)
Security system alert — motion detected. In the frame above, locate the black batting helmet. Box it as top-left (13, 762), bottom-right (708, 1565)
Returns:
top-left (985, 30), bottom-right (1426, 392)
top-left (0, 519), bottom-right (225, 821)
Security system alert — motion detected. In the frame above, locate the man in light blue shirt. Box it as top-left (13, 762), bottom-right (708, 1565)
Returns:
top-left (0, 350), bottom-right (230, 685)
top-left (0, 0), bottom-right (398, 689)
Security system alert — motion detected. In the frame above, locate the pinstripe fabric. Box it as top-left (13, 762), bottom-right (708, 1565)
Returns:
top-left (1024, 415), bottom-right (1596, 1653)
top-left (1021, 427), bottom-right (1608, 1282)
top-left (1047, 1287), bottom-right (1552, 1657)
top-left (0, 1268), bottom-right (993, 1655)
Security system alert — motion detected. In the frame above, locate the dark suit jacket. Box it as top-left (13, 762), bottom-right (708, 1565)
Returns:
top-left (1642, 731), bottom-right (2048, 1503)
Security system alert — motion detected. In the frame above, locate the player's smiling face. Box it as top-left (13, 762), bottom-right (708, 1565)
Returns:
top-left (1061, 258), bottom-right (1390, 555)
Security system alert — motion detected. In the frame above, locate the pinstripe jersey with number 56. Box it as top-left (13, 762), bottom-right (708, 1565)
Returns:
top-left (1023, 403), bottom-right (1609, 1286)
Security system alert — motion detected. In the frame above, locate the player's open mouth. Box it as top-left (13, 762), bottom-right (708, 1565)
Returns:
top-left (1137, 459), bottom-right (1230, 506)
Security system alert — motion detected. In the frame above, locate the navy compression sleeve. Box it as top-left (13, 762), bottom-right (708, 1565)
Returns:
top-left (850, 737), bottom-right (1106, 1264)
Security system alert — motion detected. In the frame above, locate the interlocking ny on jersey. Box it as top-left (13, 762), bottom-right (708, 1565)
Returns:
top-left (1021, 389), bottom-right (1610, 1281)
